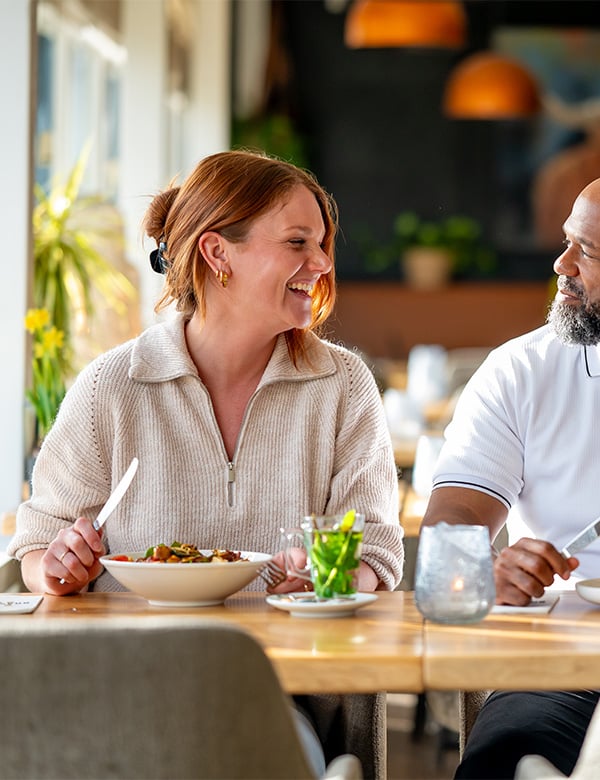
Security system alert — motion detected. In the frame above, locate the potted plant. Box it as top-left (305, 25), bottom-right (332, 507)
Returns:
top-left (24, 145), bottom-right (139, 480)
top-left (362, 211), bottom-right (496, 289)
top-left (231, 112), bottom-right (309, 169)
top-left (32, 144), bottom-right (137, 377)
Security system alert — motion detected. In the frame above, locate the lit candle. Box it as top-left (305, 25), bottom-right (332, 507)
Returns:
top-left (451, 576), bottom-right (465, 592)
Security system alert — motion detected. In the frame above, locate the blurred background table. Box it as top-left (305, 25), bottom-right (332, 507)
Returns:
top-left (400, 486), bottom-right (428, 540)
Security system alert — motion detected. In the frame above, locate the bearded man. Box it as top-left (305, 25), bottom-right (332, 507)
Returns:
top-left (422, 177), bottom-right (600, 779)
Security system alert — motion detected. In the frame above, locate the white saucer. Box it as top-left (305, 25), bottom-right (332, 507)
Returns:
top-left (266, 592), bottom-right (377, 618)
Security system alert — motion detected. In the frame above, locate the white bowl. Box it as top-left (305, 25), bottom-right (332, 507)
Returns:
top-left (100, 550), bottom-right (272, 607)
top-left (575, 578), bottom-right (600, 606)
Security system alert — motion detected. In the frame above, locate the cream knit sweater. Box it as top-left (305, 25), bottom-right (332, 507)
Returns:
top-left (10, 315), bottom-right (403, 591)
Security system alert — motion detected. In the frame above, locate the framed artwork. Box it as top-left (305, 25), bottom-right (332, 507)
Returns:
top-left (493, 28), bottom-right (600, 252)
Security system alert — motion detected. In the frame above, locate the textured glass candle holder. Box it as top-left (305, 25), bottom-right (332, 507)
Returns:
top-left (415, 523), bottom-right (496, 624)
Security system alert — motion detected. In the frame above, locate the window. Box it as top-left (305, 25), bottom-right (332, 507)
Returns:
top-left (36, 2), bottom-right (125, 200)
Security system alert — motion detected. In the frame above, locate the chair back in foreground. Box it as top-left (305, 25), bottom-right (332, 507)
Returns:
top-left (0, 617), bottom-right (361, 780)
top-left (515, 700), bottom-right (600, 780)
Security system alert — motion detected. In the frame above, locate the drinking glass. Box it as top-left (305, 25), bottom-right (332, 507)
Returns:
top-left (281, 513), bottom-right (365, 599)
top-left (415, 522), bottom-right (495, 624)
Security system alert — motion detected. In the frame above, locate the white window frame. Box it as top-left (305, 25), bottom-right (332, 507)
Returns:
top-left (36, 2), bottom-right (125, 199)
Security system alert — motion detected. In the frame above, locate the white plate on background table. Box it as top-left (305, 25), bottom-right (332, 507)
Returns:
top-left (266, 592), bottom-right (377, 618)
top-left (575, 578), bottom-right (600, 605)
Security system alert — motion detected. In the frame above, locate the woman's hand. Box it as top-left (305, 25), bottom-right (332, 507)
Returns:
top-left (40, 517), bottom-right (105, 595)
top-left (493, 537), bottom-right (578, 605)
top-left (357, 560), bottom-right (380, 592)
top-left (264, 550), bottom-right (381, 594)
top-left (265, 548), bottom-right (311, 594)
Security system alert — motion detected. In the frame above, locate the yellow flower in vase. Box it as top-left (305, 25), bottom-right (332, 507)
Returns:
top-left (24, 308), bottom-right (67, 445)
top-left (24, 307), bottom-right (50, 332)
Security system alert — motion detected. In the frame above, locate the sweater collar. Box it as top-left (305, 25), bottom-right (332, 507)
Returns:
top-left (129, 314), bottom-right (337, 384)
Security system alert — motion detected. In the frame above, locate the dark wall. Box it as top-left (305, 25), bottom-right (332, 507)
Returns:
top-left (275, 1), bottom-right (600, 281)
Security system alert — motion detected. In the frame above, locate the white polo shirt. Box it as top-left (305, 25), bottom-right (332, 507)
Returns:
top-left (433, 324), bottom-right (600, 580)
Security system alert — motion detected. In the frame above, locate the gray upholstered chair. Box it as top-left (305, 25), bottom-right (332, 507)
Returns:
top-left (0, 618), bottom-right (362, 779)
top-left (458, 690), bottom-right (492, 756)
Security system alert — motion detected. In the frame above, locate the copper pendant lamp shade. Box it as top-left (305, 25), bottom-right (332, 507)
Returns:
top-left (345, 0), bottom-right (467, 49)
top-left (443, 52), bottom-right (541, 119)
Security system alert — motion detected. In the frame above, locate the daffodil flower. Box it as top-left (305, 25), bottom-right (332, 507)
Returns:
top-left (24, 308), bottom-right (50, 333)
top-left (24, 308), bottom-right (66, 444)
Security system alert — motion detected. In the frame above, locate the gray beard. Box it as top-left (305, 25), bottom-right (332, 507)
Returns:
top-left (547, 297), bottom-right (600, 346)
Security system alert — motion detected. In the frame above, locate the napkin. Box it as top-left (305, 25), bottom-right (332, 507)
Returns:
top-left (0, 594), bottom-right (43, 614)
top-left (491, 594), bottom-right (559, 615)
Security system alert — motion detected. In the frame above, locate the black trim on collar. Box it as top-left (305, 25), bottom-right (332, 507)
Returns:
top-left (584, 346), bottom-right (592, 377)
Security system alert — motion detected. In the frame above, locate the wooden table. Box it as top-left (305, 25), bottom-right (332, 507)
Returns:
top-left (7, 589), bottom-right (600, 694)
top-left (18, 590), bottom-right (424, 695)
top-left (424, 591), bottom-right (600, 691)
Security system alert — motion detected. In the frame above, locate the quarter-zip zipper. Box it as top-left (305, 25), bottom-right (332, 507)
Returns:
top-left (196, 370), bottom-right (271, 508)
top-left (221, 387), bottom-right (264, 508)
top-left (226, 461), bottom-right (235, 507)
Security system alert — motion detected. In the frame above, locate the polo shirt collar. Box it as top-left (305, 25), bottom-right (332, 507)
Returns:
top-left (584, 343), bottom-right (600, 377)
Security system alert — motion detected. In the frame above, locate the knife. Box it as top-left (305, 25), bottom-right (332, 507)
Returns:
top-left (59, 457), bottom-right (138, 584)
top-left (561, 516), bottom-right (600, 558)
top-left (92, 457), bottom-right (139, 531)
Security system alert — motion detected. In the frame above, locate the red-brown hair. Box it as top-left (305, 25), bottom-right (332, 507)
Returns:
top-left (143, 150), bottom-right (338, 365)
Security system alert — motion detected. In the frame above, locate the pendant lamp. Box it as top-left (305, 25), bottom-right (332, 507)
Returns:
top-left (345, 0), bottom-right (467, 49)
top-left (443, 52), bottom-right (541, 119)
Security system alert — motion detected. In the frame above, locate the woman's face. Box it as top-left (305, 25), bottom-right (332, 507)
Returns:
top-left (223, 185), bottom-right (333, 335)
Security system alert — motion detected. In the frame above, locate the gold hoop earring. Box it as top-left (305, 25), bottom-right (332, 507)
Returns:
top-left (216, 269), bottom-right (229, 288)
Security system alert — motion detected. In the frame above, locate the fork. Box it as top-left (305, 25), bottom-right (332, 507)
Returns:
top-left (258, 559), bottom-right (288, 589)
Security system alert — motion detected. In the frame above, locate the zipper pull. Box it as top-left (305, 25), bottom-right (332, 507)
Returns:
top-left (227, 462), bottom-right (235, 506)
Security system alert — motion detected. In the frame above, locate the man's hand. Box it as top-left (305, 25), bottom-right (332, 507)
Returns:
top-left (493, 537), bottom-right (578, 605)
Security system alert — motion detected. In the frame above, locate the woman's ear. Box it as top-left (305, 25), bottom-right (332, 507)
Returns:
top-left (198, 231), bottom-right (229, 276)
